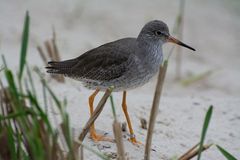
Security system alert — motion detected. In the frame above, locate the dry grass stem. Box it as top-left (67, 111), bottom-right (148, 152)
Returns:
top-left (79, 144), bottom-right (84, 160)
top-left (52, 27), bottom-right (61, 62)
top-left (113, 120), bottom-right (125, 160)
top-left (178, 143), bottom-right (212, 160)
top-left (72, 89), bottom-right (112, 159)
top-left (0, 129), bottom-right (11, 160)
top-left (175, 0), bottom-right (185, 80)
top-left (144, 61), bottom-right (168, 160)
top-left (45, 41), bottom-right (54, 60)
top-left (140, 118), bottom-right (147, 130)
top-left (121, 122), bottom-right (127, 132)
top-left (78, 89), bottom-right (112, 142)
top-left (37, 30), bottom-right (65, 82)
top-left (178, 143), bottom-right (199, 160)
top-left (37, 46), bottom-right (48, 65)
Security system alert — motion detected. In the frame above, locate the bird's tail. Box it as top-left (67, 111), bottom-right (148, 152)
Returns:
top-left (46, 59), bottom-right (77, 74)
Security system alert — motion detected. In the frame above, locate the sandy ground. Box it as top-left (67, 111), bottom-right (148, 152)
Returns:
top-left (0, 0), bottom-right (240, 159)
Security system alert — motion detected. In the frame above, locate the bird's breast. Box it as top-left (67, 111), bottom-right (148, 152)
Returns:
top-left (138, 45), bottom-right (163, 73)
top-left (121, 47), bottom-right (163, 89)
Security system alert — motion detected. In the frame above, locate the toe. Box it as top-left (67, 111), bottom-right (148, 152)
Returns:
top-left (90, 133), bottom-right (114, 142)
top-left (128, 137), bottom-right (143, 146)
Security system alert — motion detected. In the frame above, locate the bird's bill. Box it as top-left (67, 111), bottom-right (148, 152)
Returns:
top-left (167, 36), bottom-right (196, 51)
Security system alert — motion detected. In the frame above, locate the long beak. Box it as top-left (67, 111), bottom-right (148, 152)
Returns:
top-left (167, 36), bottom-right (195, 51)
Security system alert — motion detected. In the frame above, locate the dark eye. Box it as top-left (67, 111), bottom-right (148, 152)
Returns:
top-left (154, 31), bottom-right (162, 36)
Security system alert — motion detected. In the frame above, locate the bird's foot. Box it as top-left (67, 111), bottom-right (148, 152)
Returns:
top-left (90, 132), bottom-right (114, 143)
top-left (128, 134), bottom-right (142, 146)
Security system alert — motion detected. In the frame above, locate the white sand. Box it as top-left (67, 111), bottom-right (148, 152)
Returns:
top-left (0, 0), bottom-right (240, 159)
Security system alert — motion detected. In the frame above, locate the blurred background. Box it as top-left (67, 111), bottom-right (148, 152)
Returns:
top-left (0, 0), bottom-right (240, 159)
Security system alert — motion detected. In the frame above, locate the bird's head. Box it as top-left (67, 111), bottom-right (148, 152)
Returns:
top-left (138, 20), bottom-right (195, 51)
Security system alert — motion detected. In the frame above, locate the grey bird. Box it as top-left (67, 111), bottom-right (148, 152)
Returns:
top-left (46, 20), bottom-right (195, 144)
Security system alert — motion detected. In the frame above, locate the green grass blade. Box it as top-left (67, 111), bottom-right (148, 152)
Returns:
top-left (216, 145), bottom-right (237, 160)
top-left (41, 79), bottom-right (62, 110)
top-left (42, 82), bottom-right (48, 114)
top-left (27, 91), bottom-right (53, 134)
top-left (26, 64), bottom-right (36, 97)
top-left (5, 69), bottom-right (19, 101)
top-left (197, 105), bottom-right (213, 160)
top-left (110, 94), bottom-right (116, 120)
top-left (19, 11), bottom-right (30, 81)
top-left (6, 126), bottom-right (18, 160)
top-left (38, 74), bottom-right (74, 153)
top-left (1, 54), bottom-right (8, 69)
top-left (0, 110), bottom-right (33, 120)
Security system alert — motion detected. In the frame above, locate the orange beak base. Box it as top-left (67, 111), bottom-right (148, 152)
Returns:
top-left (167, 36), bottom-right (196, 51)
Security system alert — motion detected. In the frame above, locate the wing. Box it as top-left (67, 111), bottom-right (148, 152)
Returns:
top-left (47, 38), bottom-right (136, 81)
top-left (70, 48), bottom-right (129, 81)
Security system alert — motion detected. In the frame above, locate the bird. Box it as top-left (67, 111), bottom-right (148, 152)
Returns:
top-left (46, 20), bottom-right (195, 144)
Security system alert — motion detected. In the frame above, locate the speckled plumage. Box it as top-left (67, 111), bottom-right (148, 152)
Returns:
top-left (46, 20), bottom-right (170, 91)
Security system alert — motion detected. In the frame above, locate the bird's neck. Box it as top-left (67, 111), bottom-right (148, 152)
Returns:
top-left (136, 36), bottom-right (163, 69)
top-left (137, 34), bottom-right (163, 51)
top-left (137, 36), bottom-right (163, 57)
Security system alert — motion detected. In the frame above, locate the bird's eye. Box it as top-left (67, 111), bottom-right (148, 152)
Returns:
top-left (155, 31), bottom-right (162, 36)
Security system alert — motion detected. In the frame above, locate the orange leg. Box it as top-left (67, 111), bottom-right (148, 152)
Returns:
top-left (122, 91), bottom-right (141, 144)
top-left (88, 89), bottom-right (112, 142)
